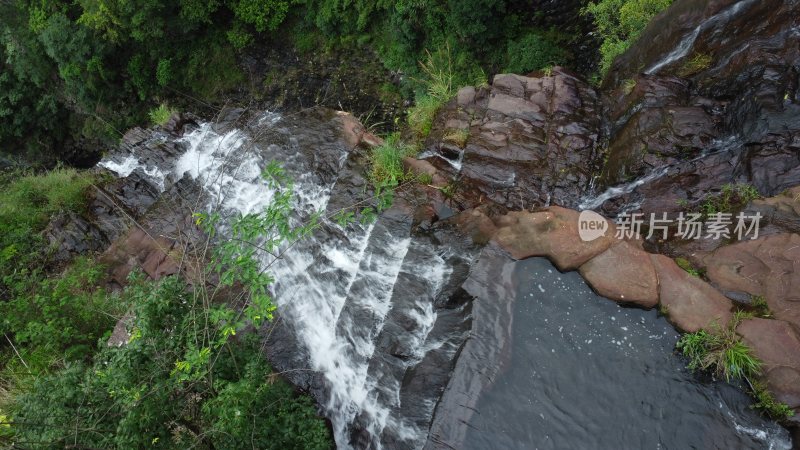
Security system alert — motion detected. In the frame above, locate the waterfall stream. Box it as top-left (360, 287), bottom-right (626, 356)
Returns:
top-left (100, 111), bottom-right (792, 450)
top-left (101, 113), bottom-right (465, 449)
top-left (644, 0), bottom-right (757, 75)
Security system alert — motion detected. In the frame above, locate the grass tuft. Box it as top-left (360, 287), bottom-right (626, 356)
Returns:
top-left (675, 257), bottom-right (702, 277)
top-left (369, 134), bottom-right (417, 185)
top-left (407, 95), bottom-right (444, 139)
top-left (443, 129), bottom-right (469, 148)
top-left (700, 183), bottom-right (760, 217)
top-left (751, 381), bottom-right (795, 420)
top-left (676, 312), bottom-right (760, 383)
top-left (148, 104), bottom-right (175, 126)
top-left (677, 53), bottom-right (713, 77)
top-left (750, 295), bottom-right (772, 318)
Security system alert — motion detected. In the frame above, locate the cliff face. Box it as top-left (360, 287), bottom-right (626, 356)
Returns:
top-left (601, 0), bottom-right (800, 204)
top-left (418, 0), bottom-right (800, 435)
top-left (426, 0), bottom-right (800, 215)
top-left (44, 0), bottom-right (800, 445)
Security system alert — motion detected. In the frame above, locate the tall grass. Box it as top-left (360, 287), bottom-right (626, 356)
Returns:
top-left (407, 47), bottom-right (454, 139)
top-left (0, 168), bottom-right (95, 231)
top-left (370, 133), bottom-right (416, 185)
top-left (677, 312), bottom-right (761, 383)
top-left (407, 44), bottom-right (486, 140)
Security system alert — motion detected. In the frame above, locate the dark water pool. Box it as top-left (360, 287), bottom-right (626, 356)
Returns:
top-left (455, 255), bottom-right (791, 449)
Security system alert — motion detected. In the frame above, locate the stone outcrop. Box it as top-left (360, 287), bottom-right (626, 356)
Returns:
top-left (486, 206), bottom-right (734, 323)
top-left (495, 206), bottom-right (615, 270)
top-left (702, 233), bottom-right (800, 330)
top-left (738, 318), bottom-right (800, 416)
top-left (424, 69), bottom-right (603, 210)
top-left (589, 0), bottom-right (800, 218)
top-left (651, 254), bottom-right (732, 332)
top-left (578, 241), bottom-right (659, 308)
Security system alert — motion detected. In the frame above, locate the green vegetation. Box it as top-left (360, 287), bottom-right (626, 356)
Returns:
top-left (674, 257), bottom-right (702, 278)
top-left (444, 129), bottom-right (470, 148)
top-left (622, 78), bottom-right (637, 95)
top-left (370, 134), bottom-right (417, 185)
top-left (751, 381), bottom-right (795, 420)
top-left (750, 295), bottom-right (772, 318)
top-left (2, 0), bottom-right (590, 166)
top-left (0, 0), bottom-right (288, 163)
top-left (0, 166), bottom-right (335, 448)
top-left (408, 95), bottom-right (446, 140)
top-left (503, 32), bottom-right (565, 75)
top-left (149, 104), bottom-right (176, 126)
top-left (408, 46), bottom-right (458, 140)
top-left (676, 312), bottom-right (794, 421)
top-left (406, 45), bottom-right (487, 141)
top-left (12, 276), bottom-right (330, 449)
top-left (0, 169), bottom-right (96, 304)
top-left (700, 183), bottom-right (760, 216)
top-left (677, 52), bottom-right (713, 77)
top-left (583, 0), bottom-right (674, 75)
top-left (677, 314), bottom-right (760, 383)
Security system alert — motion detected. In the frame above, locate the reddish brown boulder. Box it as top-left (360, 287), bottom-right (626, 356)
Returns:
top-left (100, 227), bottom-right (180, 284)
top-left (578, 241), bottom-right (659, 308)
top-left (450, 208), bottom-right (499, 246)
top-left (703, 233), bottom-right (800, 330)
top-left (495, 206), bottom-right (615, 270)
top-left (336, 111), bottom-right (383, 149)
top-left (738, 318), bottom-right (800, 410)
top-left (425, 67), bottom-right (602, 210)
top-left (651, 254), bottom-right (733, 332)
top-left (402, 157), bottom-right (448, 187)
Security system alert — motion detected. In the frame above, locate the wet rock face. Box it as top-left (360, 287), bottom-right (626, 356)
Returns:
top-left (593, 0), bottom-right (800, 215)
top-left (424, 69), bottom-right (603, 210)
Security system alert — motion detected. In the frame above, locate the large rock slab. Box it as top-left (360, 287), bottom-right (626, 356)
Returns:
top-left (578, 241), bottom-right (659, 308)
top-left (738, 318), bottom-right (800, 410)
top-left (495, 206), bottom-right (615, 270)
top-left (702, 233), bottom-right (800, 330)
top-left (651, 254), bottom-right (733, 332)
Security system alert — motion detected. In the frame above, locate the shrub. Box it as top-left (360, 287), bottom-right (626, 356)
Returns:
top-left (148, 104), bottom-right (175, 126)
top-left (583, 0), bottom-right (674, 75)
top-left (503, 32), bottom-right (565, 75)
top-left (11, 274), bottom-right (332, 449)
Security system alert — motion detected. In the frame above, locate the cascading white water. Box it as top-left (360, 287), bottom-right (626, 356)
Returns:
top-left (578, 167), bottom-right (669, 211)
top-left (100, 115), bottom-right (453, 449)
top-left (645, 0), bottom-right (757, 75)
top-left (579, 135), bottom-right (743, 212)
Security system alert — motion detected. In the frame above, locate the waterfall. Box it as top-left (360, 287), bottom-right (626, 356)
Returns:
top-left (100, 114), bottom-right (456, 449)
top-left (645, 0), bottom-right (757, 75)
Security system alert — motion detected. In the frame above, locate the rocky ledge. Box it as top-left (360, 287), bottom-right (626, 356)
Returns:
top-left (409, 0), bottom-right (800, 433)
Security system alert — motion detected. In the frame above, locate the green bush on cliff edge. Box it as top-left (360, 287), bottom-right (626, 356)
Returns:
top-left (583, 0), bottom-right (674, 75)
